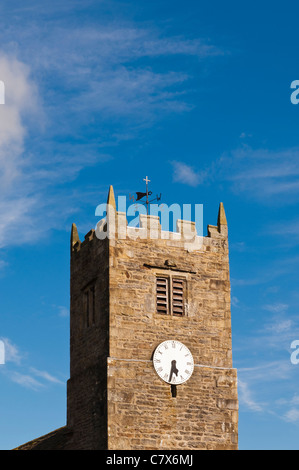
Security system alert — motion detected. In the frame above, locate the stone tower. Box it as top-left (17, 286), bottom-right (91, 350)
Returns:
top-left (66, 186), bottom-right (238, 450)
top-left (15, 185), bottom-right (238, 450)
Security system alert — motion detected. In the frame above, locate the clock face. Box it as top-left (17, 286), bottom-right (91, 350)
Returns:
top-left (153, 340), bottom-right (194, 385)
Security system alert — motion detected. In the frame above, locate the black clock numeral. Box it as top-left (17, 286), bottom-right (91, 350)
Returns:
top-left (172, 341), bottom-right (176, 348)
top-left (157, 367), bottom-right (163, 372)
top-left (185, 369), bottom-right (191, 375)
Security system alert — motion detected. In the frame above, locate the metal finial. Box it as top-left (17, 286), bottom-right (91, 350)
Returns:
top-left (129, 177), bottom-right (162, 214)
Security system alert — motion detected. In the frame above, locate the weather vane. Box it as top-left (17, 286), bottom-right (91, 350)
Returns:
top-left (130, 176), bottom-right (162, 215)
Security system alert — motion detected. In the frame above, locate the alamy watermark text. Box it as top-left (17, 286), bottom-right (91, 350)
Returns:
top-left (290, 340), bottom-right (299, 365)
top-left (94, 197), bottom-right (204, 252)
top-left (291, 80), bottom-right (299, 104)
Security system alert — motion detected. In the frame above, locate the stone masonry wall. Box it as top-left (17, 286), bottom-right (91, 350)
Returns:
top-left (106, 214), bottom-right (238, 450)
top-left (107, 359), bottom-right (238, 450)
top-left (67, 234), bottom-right (110, 449)
top-left (108, 228), bottom-right (232, 368)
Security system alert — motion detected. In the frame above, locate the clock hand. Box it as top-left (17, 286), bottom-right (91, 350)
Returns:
top-left (169, 360), bottom-right (179, 383)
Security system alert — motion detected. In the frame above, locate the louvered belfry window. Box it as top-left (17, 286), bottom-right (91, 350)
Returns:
top-left (171, 278), bottom-right (184, 316)
top-left (156, 276), bottom-right (185, 316)
top-left (156, 277), bottom-right (169, 315)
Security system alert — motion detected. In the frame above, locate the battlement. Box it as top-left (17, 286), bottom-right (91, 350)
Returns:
top-left (71, 185), bottom-right (228, 253)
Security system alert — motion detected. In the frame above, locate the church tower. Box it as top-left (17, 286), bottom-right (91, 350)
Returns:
top-left (66, 186), bottom-right (238, 450)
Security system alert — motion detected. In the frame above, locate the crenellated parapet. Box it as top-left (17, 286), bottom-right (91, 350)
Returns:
top-left (71, 185), bottom-right (228, 254)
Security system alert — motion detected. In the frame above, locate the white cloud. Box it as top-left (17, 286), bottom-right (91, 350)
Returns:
top-left (216, 145), bottom-right (299, 203)
top-left (9, 371), bottom-right (44, 391)
top-left (8, 368), bottom-right (64, 391)
top-left (0, 53), bottom-right (44, 248)
top-left (231, 241), bottom-right (248, 252)
top-left (57, 306), bottom-right (69, 318)
top-left (1, 22), bottom-right (222, 125)
top-left (171, 161), bottom-right (206, 187)
top-left (0, 17), bottom-right (224, 249)
top-left (281, 394), bottom-right (299, 407)
top-left (267, 219), bottom-right (299, 248)
top-left (239, 360), bottom-right (294, 383)
top-left (74, 69), bottom-right (192, 121)
top-left (231, 296), bottom-right (240, 307)
top-left (263, 303), bottom-right (289, 314)
top-left (266, 319), bottom-right (293, 334)
top-left (47, 27), bottom-right (218, 123)
top-left (231, 277), bottom-right (264, 286)
top-left (29, 367), bottom-right (64, 385)
top-left (261, 304), bottom-right (294, 337)
top-left (0, 53), bottom-right (40, 189)
top-left (176, 144), bottom-right (299, 204)
top-left (0, 337), bottom-right (65, 390)
top-left (284, 408), bottom-right (299, 423)
top-left (238, 379), bottom-right (263, 412)
top-left (236, 359), bottom-right (299, 423)
top-left (0, 196), bottom-right (40, 248)
top-left (0, 337), bottom-right (23, 365)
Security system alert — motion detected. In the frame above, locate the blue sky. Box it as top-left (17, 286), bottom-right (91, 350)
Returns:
top-left (1, 0), bottom-right (299, 450)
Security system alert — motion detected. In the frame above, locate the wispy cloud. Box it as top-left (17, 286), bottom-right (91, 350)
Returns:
top-left (0, 53), bottom-right (40, 189)
top-left (74, 69), bottom-right (192, 121)
top-left (238, 379), bottom-right (263, 412)
top-left (239, 360), bottom-right (294, 383)
top-left (171, 161), bottom-right (206, 187)
top-left (29, 368), bottom-right (64, 385)
top-left (1, 18), bottom-right (223, 126)
top-left (235, 307), bottom-right (299, 423)
top-left (263, 303), bottom-right (289, 314)
top-left (284, 408), bottom-right (299, 423)
top-left (57, 306), bottom-right (69, 318)
top-left (217, 145), bottom-right (299, 203)
top-left (0, 53), bottom-right (44, 249)
top-left (3, 366), bottom-right (64, 391)
top-left (266, 218), bottom-right (299, 249)
top-left (9, 372), bottom-right (45, 391)
top-left (173, 144), bottom-right (299, 203)
top-left (237, 359), bottom-right (297, 422)
top-left (0, 10), bottom-right (224, 250)
top-left (0, 337), bottom-right (65, 391)
top-left (0, 337), bottom-right (23, 365)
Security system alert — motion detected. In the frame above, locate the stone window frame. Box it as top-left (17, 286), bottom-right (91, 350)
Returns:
top-left (156, 274), bottom-right (187, 317)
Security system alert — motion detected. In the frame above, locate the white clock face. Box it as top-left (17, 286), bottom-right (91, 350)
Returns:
top-left (153, 340), bottom-right (194, 385)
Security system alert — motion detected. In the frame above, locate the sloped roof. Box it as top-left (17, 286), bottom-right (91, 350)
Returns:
top-left (14, 426), bottom-right (73, 450)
